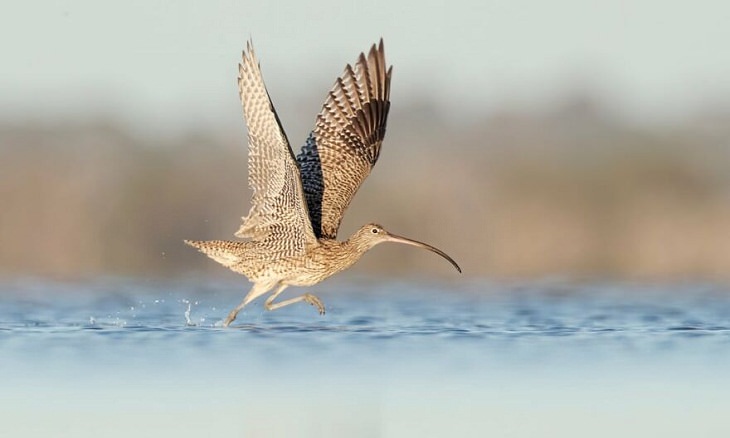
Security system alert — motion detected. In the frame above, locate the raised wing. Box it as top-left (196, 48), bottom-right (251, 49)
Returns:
top-left (235, 41), bottom-right (317, 255)
top-left (296, 39), bottom-right (392, 239)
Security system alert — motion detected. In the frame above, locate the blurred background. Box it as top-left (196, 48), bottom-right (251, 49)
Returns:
top-left (1, 0), bottom-right (729, 282)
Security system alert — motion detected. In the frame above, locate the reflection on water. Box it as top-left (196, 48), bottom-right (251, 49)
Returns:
top-left (1, 278), bottom-right (729, 438)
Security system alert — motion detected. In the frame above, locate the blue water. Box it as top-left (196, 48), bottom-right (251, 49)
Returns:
top-left (2, 278), bottom-right (729, 437)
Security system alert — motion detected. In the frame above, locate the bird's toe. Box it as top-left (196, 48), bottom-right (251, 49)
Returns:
top-left (304, 293), bottom-right (325, 315)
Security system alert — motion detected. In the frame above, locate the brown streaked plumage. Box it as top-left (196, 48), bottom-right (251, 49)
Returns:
top-left (186, 39), bottom-right (461, 327)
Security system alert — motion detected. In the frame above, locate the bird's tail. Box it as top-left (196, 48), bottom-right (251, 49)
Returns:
top-left (184, 239), bottom-right (243, 268)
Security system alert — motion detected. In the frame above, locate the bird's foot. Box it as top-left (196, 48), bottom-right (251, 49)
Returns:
top-left (303, 293), bottom-right (325, 315)
top-left (222, 309), bottom-right (239, 327)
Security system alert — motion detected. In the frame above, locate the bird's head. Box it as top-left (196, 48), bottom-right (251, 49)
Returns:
top-left (350, 223), bottom-right (462, 273)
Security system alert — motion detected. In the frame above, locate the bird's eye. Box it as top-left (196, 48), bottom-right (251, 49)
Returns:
top-left (371, 228), bottom-right (379, 234)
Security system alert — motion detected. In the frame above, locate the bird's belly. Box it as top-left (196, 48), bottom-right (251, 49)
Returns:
top-left (269, 257), bottom-right (340, 287)
top-left (280, 265), bottom-right (333, 287)
top-left (235, 243), bottom-right (348, 286)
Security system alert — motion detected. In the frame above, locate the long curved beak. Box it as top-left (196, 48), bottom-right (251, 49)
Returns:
top-left (384, 232), bottom-right (462, 273)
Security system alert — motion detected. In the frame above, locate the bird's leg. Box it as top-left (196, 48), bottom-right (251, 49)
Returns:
top-left (264, 287), bottom-right (326, 315)
top-left (223, 282), bottom-right (274, 327)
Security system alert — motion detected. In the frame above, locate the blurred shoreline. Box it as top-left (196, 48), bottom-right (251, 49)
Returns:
top-left (1, 96), bottom-right (729, 282)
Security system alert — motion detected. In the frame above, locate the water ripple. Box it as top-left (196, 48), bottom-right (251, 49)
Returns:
top-left (1, 279), bottom-right (729, 362)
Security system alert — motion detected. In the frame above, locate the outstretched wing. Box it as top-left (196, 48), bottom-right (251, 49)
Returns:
top-left (235, 41), bottom-right (317, 255)
top-left (296, 39), bottom-right (392, 239)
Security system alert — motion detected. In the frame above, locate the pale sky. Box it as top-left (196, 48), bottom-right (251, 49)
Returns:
top-left (2, 0), bottom-right (729, 133)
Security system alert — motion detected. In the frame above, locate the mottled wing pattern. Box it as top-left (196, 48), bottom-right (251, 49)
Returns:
top-left (297, 39), bottom-right (392, 239)
top-left (235, 41), bottom-right (317, 255)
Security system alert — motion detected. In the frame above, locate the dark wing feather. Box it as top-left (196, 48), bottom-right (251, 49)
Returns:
top-left (297, 39), bottom-right (392, 239)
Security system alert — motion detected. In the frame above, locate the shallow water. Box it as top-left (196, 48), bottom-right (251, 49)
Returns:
top-left (2, 278), bottom-right (729, 437)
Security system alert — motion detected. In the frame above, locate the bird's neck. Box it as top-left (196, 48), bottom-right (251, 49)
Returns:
top-left (317, 235), bottom-right (372, 275)
top-left (344, 232), bottom-right (375, 254)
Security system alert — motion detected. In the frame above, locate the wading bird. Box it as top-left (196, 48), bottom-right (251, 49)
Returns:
top-left (186, 39), bottom-right (461, 326)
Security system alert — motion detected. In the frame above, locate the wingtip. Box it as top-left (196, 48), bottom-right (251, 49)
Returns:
top-left (242, 38), bottom-right (257, 66)
top-left (376, 38), bottom-right (385, 58)
top-left (366, 40), bottom-right (380, 63)
top-left (239, 39), bottom-right (261, 89)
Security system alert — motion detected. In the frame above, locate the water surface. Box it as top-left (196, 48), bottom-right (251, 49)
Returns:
top-left (1, 278), bottom-right (729, 437)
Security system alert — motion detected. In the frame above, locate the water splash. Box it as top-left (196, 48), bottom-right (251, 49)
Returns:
top-left (182, 299), bottom-right (194, 326)
top-left (181, 299), bottom-right (203, 326)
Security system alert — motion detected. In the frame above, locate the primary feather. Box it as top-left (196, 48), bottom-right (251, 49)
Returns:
top-left (297, 39), bottom-right (393, 239)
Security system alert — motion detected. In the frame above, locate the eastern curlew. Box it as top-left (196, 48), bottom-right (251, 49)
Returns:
top-left (186, 39), bottom-right (461, 326)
